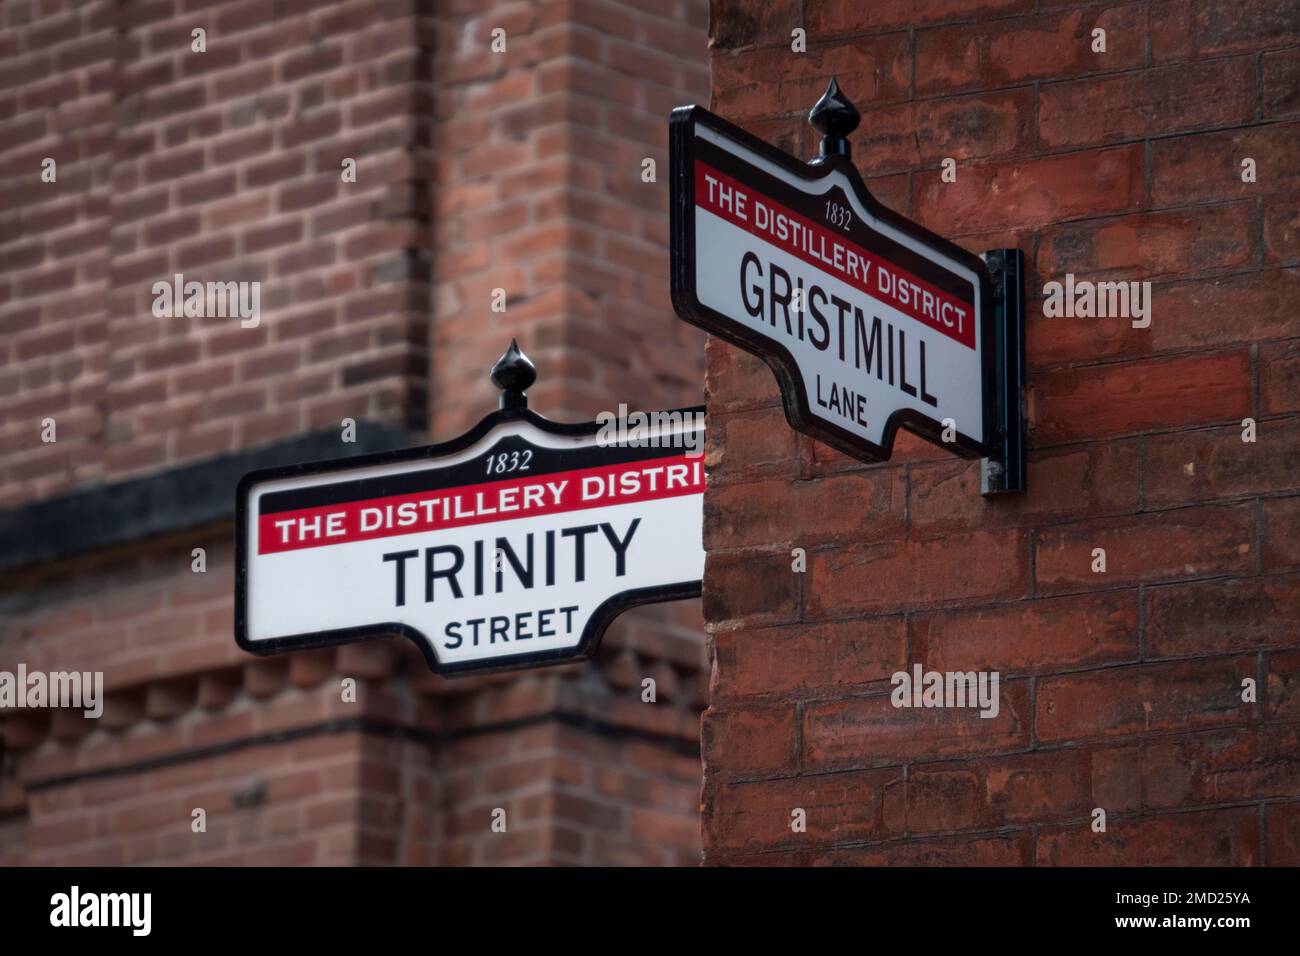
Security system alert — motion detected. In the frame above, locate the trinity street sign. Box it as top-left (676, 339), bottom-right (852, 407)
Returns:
top-left (235, 343), bottom-right (706, 676)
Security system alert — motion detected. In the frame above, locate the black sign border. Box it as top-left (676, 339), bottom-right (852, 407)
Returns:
top-left (670, 105), bottom-right (998, 464)
top-left (234, 405), bottom-right (705, 677)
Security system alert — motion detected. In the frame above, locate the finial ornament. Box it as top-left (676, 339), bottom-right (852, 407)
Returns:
top-left (808, 77), bottom-right (860, 162)
top-left (490, 338), bottom-right (536, 409)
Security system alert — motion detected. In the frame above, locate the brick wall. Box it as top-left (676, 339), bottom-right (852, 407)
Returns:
top-left (428, 0), bottom-right (711, 433)
top-left (701, 0), bottom-right (1300, 864)
top-left (1, 0), bottom-right (434, 505)
top-left (0, 0), bottom-right (709, 866)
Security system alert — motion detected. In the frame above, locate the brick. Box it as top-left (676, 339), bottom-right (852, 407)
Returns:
top-left (706, 468), bottom-right (905, 549)
top-left (904, 747), bottom-right (1140, 832)
top-left (281, 44), bottom-right (344, 83)
top-left (911, 590), bottom-right (1138, 675)
top-left (913, 145), bottom-right (1143, 234)
top-left (244, 658), bottom-right (289, 699)
top-left (177, 171), bottom-right (237, 206)
top-left (711, 617), bottom-right (907, 699)
top-left (1151, 122), bottom-right (1300, 206)
top-left (1262, 339), bottom-right (1300, 414)
top-left (1266, 802), bottom-right (1300, 864)
top-left (1262, 47), bottom-right (1300, 117)
top-left (703, 769), bottom-right (898, 852)
top-left (176, 235), bottom-right (236, 269)
top-left (1035, 807), bottom-right (1258, 865)
top-left (215, 63), bottom-right (274, 100)
top-left (244, 154), bottom-right (304, 190)
top-left (711, 34), bottom-right (910, 120)
top-left (701, 703), bottom-right (798, 776)
top-left (850, 88), bottom-right (1034, 174)
top-left (1265, 202), bottom-right (1300, 269)
top-left (1147, 573), bottom-right (1300, 658)
top-left (703, 549), bottom-right (799, 626)
top-left (1037, 204), bottom-right (1254, 281)
top-left (1146, 726), bottom-right (1300, 808)
top-left (1148, 269), bottom-right (1300, 353)
top-left (1184, 0), bottom-right (1300, 57)
top-left (1028, 350), bottom-right (1253, 444)
top-left (244, 220), bottom-right (303, 255)
top-left (211, 129), bottom-right (273, 166)
top-left (1033, 504), bottom-right (1253, 593)
top-left (915, 5), bottom-right (1145, 96)
top-left (810, 429), bottom-right (959, 475)
top-left (1262, 497), bottom-right (1300, 569)
top-left (197, 671), bottom-right (241, 712)
top-left (807, 0), bottom-right (1034, 38)
top-left (144, 680), bottom-right (198, 721)
top-left (703, 404), bottom-right (799, 481)
top-left (1147, 1), bottom-right (1193, 62)
top-left (825, 831), bottom-right (1032, 865)
top-left (807, 528), bottom-right (1030, 617)
top-left (907, 440), bottom-right (1140, 538)
top-left (705, 337), bottom-right (782, 412)
top-left (801, 681), bottom-right (1030, 770)
top-left (144, 213), bottom-right (201, 247)
top-left (1035, 657), bottom-right (1254, 743)
top-left (1091, 744), bottom-right (1145, 811)
top-left (864, 171), bottom-right (909, 213)
top-left (1144, 420), bottom-right (1300, 506)
top-left (281, 110), bottom-right (342, 150)
top-left (1039, 57), bottom-right (1254, 149)
top-left (1025, 303), bottom-right (1134, 370)
top-left (1268, 650), bottom-right (1300, 719)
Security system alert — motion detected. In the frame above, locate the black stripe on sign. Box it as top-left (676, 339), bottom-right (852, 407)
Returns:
top-left (258, 433), bottom-right (698, 514)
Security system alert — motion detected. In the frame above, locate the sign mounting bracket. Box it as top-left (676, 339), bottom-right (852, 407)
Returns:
top-left (979, 248), bottom-right (1026, 496)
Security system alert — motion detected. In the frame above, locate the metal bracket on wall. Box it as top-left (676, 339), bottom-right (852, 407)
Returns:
top-left (980, 248), bottom-right (1026, 496)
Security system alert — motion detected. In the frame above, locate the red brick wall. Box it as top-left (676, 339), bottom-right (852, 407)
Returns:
top-left (701, 0), bottom-right (1300, 864)
top-left (428, 0), bottom-right (710, 433)
top-left (1, 0), bottom-right (436, 505)
top-left (0, 0), bottom-right (708, 503)
top-left (1, 0), bottom-right (709, 866)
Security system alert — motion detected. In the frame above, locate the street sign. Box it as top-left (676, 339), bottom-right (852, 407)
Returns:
top-left (671, 79), bottom-right (1024, 493)
top-left (235, 343), bottom-right (705, 676)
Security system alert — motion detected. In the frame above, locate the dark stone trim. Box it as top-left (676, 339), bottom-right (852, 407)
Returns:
top-left (20, 712), bottom-right (701, 790)
top-left (0, 423), bottom-right (422, 572)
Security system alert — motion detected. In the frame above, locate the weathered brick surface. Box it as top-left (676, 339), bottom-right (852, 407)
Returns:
top-left (702, 0), bottom-right (1300, 865)
top-left (428, 0), bottom-right (709, 435)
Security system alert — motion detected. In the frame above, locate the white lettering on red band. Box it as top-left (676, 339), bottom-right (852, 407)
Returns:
top-left (258, 454), bottom-right (704, 555)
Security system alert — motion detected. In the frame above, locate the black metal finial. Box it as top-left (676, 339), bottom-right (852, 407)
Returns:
top-left (808, 77), bottom-right (860, 163)
top-left (490, 338), bottom-right (536, 410)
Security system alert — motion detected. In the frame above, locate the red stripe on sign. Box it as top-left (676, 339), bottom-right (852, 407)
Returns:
top-left (258, 454), bottom-right (704, 555)
top-left (695, 160), bottom-right (976, 349)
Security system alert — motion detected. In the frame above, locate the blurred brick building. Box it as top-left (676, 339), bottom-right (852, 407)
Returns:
top-left (6, 0), bottom-right (1299, 872)
top-left (0, 0), bottom-right (709, 865)
top-left (700, 0), bottom-right (1300, 864)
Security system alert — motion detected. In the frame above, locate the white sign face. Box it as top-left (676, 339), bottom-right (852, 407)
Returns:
top-left (236, 411), bottom-right (705, 675)
top-left (671, 106), bottom-right (996, 462)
